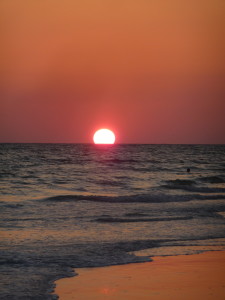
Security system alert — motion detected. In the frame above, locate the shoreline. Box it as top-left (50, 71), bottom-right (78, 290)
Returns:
top-left (53, 250), bottom-right (225, 300)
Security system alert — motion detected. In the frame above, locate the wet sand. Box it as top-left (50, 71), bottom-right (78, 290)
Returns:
top-left (54, 251), bottom-right (225, 300)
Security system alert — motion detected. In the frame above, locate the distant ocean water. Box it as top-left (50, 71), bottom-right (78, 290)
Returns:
top-left (1, 143), bottom-right (225, 299)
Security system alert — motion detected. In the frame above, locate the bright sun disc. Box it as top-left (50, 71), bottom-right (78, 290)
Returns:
top-left (93, 129), bottom-right (115, 144)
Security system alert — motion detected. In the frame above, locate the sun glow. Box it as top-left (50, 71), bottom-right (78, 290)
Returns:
top-left (93, 129), bottom-right (115, 144)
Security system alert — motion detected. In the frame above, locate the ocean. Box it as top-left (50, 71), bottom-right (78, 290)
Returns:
top-left (1, 143), bottom-right (225, 299)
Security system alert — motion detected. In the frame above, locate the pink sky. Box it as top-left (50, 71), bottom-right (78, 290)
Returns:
top-left (1, 0), bottom-right (225, 143)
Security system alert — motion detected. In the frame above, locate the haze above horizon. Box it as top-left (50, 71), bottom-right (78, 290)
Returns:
top-left (1, 0), bottom-right (225, 144)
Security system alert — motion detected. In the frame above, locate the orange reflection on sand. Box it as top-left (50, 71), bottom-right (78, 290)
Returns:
top-left (54, 251), bottom-right (225, 300)
top-left (100, 287), bottom-right (116, 295)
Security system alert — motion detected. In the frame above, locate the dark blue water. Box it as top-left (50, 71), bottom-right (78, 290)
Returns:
top-left (1, 144), bottom-right (225, 299)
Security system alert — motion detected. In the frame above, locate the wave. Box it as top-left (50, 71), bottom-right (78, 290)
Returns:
top-left (0, 202), bottom-right (24, 209)
top-left (198, 175), bottom-right (225, 184)
top-left (162, 179), bottom-right (225, 193)
top-left (164, 179), bottom-right (196, 186)
top-left (100, 158), bottom-right (138, 164)
top-left (167, 186), bottom-right (225, 193)
top-left (96, 179), bottom-right (127, 187)
top-left (0, 257), bottom-right (26, 266)
top-left (95, 216), bottom-right (193, 223)
top-left (42, 192), bottom-right (225, 204)
top-left (125, 212), bottom-right (149, 217)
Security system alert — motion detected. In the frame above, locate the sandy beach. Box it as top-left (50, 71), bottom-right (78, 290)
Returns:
top-left (54, 251), bottom-right (225, 300)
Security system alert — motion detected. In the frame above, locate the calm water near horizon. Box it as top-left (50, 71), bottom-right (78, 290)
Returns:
top-left (1, 144), bottom-right (225, 299)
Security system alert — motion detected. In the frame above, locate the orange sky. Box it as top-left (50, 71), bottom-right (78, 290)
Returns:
top-left (1, 0), bottom-right (225, 143)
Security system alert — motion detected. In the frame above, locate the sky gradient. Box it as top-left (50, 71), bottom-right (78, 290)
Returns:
top-left (1, 0), bottom-right (225, 143)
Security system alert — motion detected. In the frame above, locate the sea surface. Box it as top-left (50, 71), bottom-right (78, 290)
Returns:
top-left (1, 144), bottom-right (225, 299)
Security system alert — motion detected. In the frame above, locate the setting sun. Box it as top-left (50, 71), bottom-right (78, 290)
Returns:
top-left (93, 129), bottom-right (115, 144)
